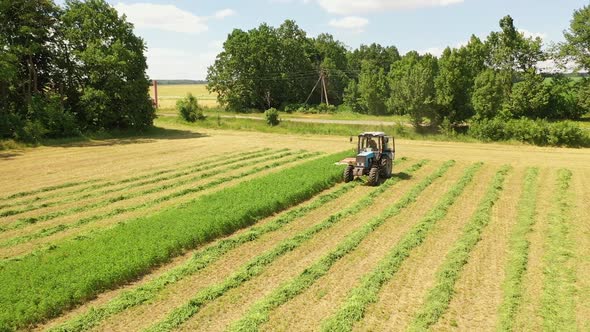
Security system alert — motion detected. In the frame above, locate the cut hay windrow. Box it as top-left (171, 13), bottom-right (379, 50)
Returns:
top-left (408, 165), bottom-right (511, 331)
top-left (496, 167), bottom-right (540, 331)
top-left (1, 149), bottom-right (301, 233)
top-left (540, 169), bottom-right (576, 331)
top-left (0, 148), bottom-right (275, 218)
top-left (227, 160), bottom-right (457, 332)
top-left (145, 160), bottom-right (430, 332)
top-left (320, 162), bottom-right (484, 332)
top-left (0, 152), bottom-right (318, 250)
top-left (0, 149), bottom-right (271, 210)
top-left (0, 180), bottom-right (101, 203)
top-left (0, 151), bottom-right (348, 331)
top-left (49, 159), bottom-right (402, 332)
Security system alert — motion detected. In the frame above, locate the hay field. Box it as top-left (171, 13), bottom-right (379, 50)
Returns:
top-left (0, 123), bottom-right (589, 331)
top-left (150, 84), bottom-right (218, 109)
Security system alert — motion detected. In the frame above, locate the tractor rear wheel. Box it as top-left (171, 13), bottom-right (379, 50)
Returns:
top-left (367, 166), bottom-right (380, 186)
top-left (380, 157), bottom-right (392, 178)
top-left (343, 165), bottom-right (354, 183)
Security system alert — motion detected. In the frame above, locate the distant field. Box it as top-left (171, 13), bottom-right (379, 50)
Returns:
top-left (150, 84), bottom-right (218, 109)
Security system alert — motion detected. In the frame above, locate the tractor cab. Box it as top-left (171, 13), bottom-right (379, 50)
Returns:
top-left (343, 132), bottom-right (395, 186)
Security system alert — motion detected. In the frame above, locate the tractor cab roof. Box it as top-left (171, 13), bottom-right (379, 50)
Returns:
top-left (358, 132), bottom-right (387, 137)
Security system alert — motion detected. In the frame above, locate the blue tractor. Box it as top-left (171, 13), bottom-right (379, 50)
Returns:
top-left (342, 132), bottom-right (395, 186)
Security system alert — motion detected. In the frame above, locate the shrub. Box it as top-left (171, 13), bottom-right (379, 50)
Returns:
top-left (469, 117), bottom-right (590, 147)
top-left (265, 107), bottom-right (280, 126)
top-left (177, 93), bottom-right (204, 122)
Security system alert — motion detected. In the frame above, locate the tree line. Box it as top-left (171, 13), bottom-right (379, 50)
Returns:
top-left (0, 0), bottom-right (154, 142)
top-left (207, 7), bottom-right (590, 131)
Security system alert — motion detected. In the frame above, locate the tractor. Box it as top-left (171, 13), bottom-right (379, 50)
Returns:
top-left (341, 132), bottom-right (395, 186)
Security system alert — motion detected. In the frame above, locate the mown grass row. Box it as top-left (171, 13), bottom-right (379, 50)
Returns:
top-left (408, 165), bottom-right (511, 331)
top-left (144, 160), bottom-right (430, 332)
top-left (47, 164), bottom-right (384, 332)
top-left (0, 148), bottom-right (275, 218)
top-left (227, 160), bottom-right (457, 332)
top-left (320, 162), bottom-right (484, 332)
top-left (0, 179), bottom-right (101, 202)
top-left (0, 149), bottom-right (268, 210)
top-left (0, 151), bottom-right (349, 330)
top-left (540, 169), bottom-right (577, 331)
top-left (0, 152), bottom-right (318, 250)
top-left (4, 149), bottom-right (299, 230)
top-left (496, 168), bottom-right (540, 331)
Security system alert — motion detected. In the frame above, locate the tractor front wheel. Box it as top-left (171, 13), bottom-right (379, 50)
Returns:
top-left (343, 165), bottom-right (354, 183)
top-left (367, 166), bottom-right (380, 186)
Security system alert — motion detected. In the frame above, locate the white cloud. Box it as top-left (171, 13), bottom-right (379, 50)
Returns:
top-left (114, 3), bottom-right (208, 34)
top-left (213, 8), bottom-right (237, 19)
top-left (329, 16), bottom-right (369, 32)
top-left (519, 29), bottom-right (546, 41)
top-left (418, 47), bottom-right (444, 57)
top-left (114, 3), bottom-right (237, 34)
top-left (146, 47), bottom-right (219, 80)
top-left (315, 0), bottom-right (463, 15)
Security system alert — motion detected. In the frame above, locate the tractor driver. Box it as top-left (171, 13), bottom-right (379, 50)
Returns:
top-left (367, 137), bottom-right (377, 151)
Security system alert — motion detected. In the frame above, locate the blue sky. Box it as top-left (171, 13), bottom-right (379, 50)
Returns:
top-left (75, 0), bottom-right (588, 79)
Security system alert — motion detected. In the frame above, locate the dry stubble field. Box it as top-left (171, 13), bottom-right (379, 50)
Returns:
top-left (0, 124), bottom-right (589, 331)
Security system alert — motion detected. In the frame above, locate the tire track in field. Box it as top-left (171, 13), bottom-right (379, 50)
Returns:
top-left (432, 167), bottom-right (525, 331)
top-left (132, 161), bottom-right (435, 332)
top-left (512, 169), bottom-right (554, 331)
top-left (573, 169), bottom-right (590, 331)
top-left (349, 165), bottom-right (496, 332)
top-left (260, 162), bottom-right (473, 332)
top-left (36, 168), bottom-right (374, 332)
top-left (0, 148), bottom-right (271, 218)
top-left (0, 152), bottom-right (317, 260)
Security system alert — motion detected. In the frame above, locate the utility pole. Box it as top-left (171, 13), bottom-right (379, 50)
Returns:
top-left (321, 70), bottom-right (329, 106)
top-left (152, 80), bottom-right (158, 109)
top-left (304, 69), bottom-right (329, 106)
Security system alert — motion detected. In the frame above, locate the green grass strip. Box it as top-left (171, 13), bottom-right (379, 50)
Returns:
top-left (227, 160), bottom-right (457, 332)
top-left (496, 167), bottom-right (539, 331)
top-left (321, 162), bottom-right (484, 332)
top-left (48, 179), bottom-right (368, 332)
top-left (540, 169), bottom-right (576, 331)
top-left (0, 152), bottom-right (317, 249)
top-left (5, 149), bottom-right (298, 229)
top-left (144, 160), bottom-right (430, 332)
top-left (408, 165), bottom-right (511, 331)
top-left (0, 148), bottom-right (275, 218)
top-left (0, 151), bottom-right (349, 331)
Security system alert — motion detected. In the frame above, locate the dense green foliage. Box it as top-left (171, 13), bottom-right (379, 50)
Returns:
top-left (176, 93), bottom-right (204, 122)
top-left (0, 152), bottom-right (347, 330)
top-left (469, 117), bottom-right (589, 146)
top-left (0, 0), bottom-right (154, 141)
top-left (264, 107), bottom-right (280, 126)
top-left (206, 8), bottom-right (590, 146)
